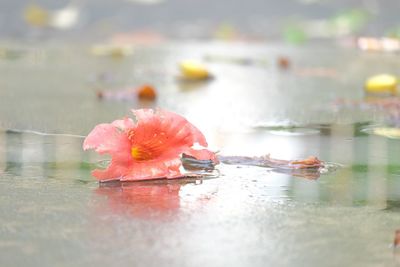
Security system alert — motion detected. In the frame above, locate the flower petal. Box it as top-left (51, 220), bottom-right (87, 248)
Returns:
top-left (92, 160), bottom-right (130, 182)
top-left (158, 109), bottom-right (208, 147)
top-left (83, 123), bottom-right (132, 163)
top-left (184, 148), bottom-right (219, 164)
top-left (129, 109), bottom-right (208, 159)
top-left (121, 158), bottom-right (183, 181)
top-left (111, 117), bottom-right (135, 131)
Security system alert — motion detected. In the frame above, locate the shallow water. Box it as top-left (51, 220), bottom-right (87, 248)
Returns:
top-left (1, 41), bottom-right (400, 267)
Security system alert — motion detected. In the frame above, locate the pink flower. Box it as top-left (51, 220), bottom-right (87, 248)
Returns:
top-left (83, 109), bottom-right (218, 182)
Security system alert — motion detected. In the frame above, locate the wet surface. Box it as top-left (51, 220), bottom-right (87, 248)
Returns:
top-left (1, 41), bottom-right (400, 266)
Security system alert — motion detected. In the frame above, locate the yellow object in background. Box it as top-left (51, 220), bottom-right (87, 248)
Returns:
top-left (23, 4), bottom-right (50, 27)
top-left (23, 3), bottom-right (79, 30)
top-left (180, 61), bottom-right (211, 80)
top-left (365, 74), bottom-right (397, 95)
top-left (371, 127), bottom-right (400, 139)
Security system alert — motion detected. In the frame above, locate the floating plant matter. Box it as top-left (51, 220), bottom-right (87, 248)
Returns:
top-left (83, 109), bottom-right (328, 182)
top-left (365, 74), bottom-right (398, 95)
top-left (219, 155), bottom-right (328, 180)
top-left (179, 60), bottom-right (212, 81)
top-left (395, 230), bottom-right (400, 248)
top-left (97, 84), bottom-right (157, 102)
top-left (364, 127), bottom-right (400, 139)
top-left (219, 155), bottom-right (322, 169)
top-left (277, 56), bottom-right (290, 70)
top-left (83, 109), bottom-right (218, 182)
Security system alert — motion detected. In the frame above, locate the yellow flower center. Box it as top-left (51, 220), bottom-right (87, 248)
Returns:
top-left (131, 146), bottom-right (153, 161)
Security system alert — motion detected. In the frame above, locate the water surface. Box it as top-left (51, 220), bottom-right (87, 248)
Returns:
top-left (1, 42), bottom-right (400, 267)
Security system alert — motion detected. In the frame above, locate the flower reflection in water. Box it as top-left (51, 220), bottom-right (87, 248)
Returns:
top-left (88, 179), bottom-right (216, 259)
top-left (94, 178), bottom-right (216, 219)
top-left (96, 181), bottom-right (181, 219)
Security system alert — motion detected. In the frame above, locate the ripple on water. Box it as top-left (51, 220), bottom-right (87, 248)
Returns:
top-left (254, 126), bottom-right (321, 136)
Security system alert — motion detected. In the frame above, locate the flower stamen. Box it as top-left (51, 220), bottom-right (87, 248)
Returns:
top-left (131, 146), bottom-right (154, 161)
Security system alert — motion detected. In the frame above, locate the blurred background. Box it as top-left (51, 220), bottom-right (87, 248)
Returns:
top-left (1, 0), bottom-right (400, 41)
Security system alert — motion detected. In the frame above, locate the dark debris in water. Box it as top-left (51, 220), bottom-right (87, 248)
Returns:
top-left (181, 153), bottom-right (217, 171)
top-left (219, 155), bottom-right (338, 180)
top-left (219, 155), bottom-right (323, 169)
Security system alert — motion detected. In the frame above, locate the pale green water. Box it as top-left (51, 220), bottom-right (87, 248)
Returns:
top-left (1, 42), bottom-right (400, 267)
